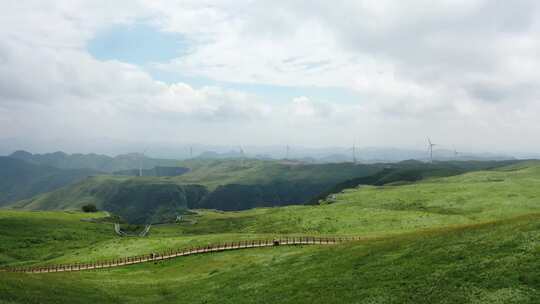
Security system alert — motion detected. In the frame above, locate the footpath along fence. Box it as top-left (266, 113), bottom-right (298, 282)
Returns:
top-left (2, 236), bottom-right (359, 274)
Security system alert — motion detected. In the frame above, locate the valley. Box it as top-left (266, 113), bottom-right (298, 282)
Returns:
top-left (3, 155), bottom-right (519, 224)
top-left (1, 160), bottom-right (539, 303)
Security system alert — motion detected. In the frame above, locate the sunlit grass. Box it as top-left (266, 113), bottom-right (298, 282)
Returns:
top-left (1, 161), bottom-right (540, 303)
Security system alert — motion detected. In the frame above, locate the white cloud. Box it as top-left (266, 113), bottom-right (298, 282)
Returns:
top-left (289, 96), bottom-right (333, 118)
top-left (2, 1), bottom-right (540, 153)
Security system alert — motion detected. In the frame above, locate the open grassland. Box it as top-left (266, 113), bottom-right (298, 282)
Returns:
top-left (0, 210), bottom-right (281, 267)
top-left (0, 214), bottom-right (538, 304)
top-left (1, 161), bottom-right (539, 303)
top-left (12, 159), bottom-right (517, 223)
top-left (171, 161), bottom-right (540, 235)
top-left (0, 211), bottom-right (112, 266)
top-left (3, 161), bottom-right (540, 267)
top-left (171, 159), bottom-right (388, 189)
top-left (10, 159), bottom-right (383, 222)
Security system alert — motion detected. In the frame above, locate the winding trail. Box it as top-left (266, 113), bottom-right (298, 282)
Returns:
top-left (2, 236), bottom-right (356, 274)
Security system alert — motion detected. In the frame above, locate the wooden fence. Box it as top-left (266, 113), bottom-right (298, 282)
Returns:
top-left (1, 236), bottom-right (359, 274)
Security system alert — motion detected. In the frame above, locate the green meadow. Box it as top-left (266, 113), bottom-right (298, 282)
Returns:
top-left (0, 161), bottom-right (539, 303)
top-left (175, 161), bottom-right (540, 236)
top-left (1, 214), bottom-right (538, 304)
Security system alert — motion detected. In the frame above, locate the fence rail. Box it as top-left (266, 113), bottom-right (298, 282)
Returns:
top-left (1, 236), bottom-right (360, 274)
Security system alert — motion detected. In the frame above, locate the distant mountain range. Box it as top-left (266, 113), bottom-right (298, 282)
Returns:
top-left (192, 147), bottom-right (514, 163)
top-left (9, 150), bottom-right (179, 172)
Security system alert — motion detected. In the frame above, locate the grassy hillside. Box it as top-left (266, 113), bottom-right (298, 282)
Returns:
top-left (3, 160), bottom-right (540, 265)
top-left (0, 157), bottom-right (99, 206)
top-left (10, 159), bottom-right (384, 222)
top-left (10, 159), bottom-right (519, 223)
top-left (172, 160), bottom-right (540, 235)
top-left (308, 159), bottom-right (519, 203)
top-left (0, 210), bottom-right (112, 266)
top-left (1, 161), bottom-right (539, 303)
top-left (13, 177), bottom-right (208, 224)
top-left (0, 210), bottom-right (276, 268)
top-left (171, 159), bottom-right (384, 190)
top-left (0, 214), bottom-right (538, 303)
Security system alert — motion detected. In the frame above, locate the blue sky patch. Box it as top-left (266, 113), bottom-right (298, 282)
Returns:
top-left (87, 23), bottom-right (187, 65)
top-left (89, 22), bottom-right (359, 105)
top-left (148, 67), bottom-right (361, 104)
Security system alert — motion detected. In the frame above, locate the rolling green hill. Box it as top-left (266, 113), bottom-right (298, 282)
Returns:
top-left (3, 160), bottom-right (540, 265)
top-left (0, 157), bottom-right (100, 206)
top-left (0, 160), bottom-right (539, 303)
top-left (13, 177), bottom-right (208, 224)
top-left (171, 160), bottom-right (540, 235)
top-left (10, 159), bottom-right (384, 223)
top-left (10, 159), bottom-right (522, 223)
top-left (1, 214), bottom-right (538, 304)
top-left (9, 150), bottom-right (179, 173)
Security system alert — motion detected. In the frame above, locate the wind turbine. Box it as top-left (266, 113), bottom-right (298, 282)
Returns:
top-left (285, 145), bottom-right (290, 160)
top-left (239, 146), bottom-right (245, 166)
top-left (351, 144), bottom-right (357, 164)
top-left (139, 148), bottom-right (148, 177)
top-left (189, 146), bottom-right (193, 159)
top-left (427, 138), bottom-right (436, 163)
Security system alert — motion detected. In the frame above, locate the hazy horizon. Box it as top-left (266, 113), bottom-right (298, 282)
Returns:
top-left (3, 140), bottom-right (537, 162)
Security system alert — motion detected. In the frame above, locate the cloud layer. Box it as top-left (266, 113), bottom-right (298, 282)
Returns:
top-left (1, 1), bottom-right (540, 153)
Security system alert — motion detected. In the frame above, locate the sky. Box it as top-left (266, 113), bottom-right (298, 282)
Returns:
top-left (1, 1), bottom-right (540, 155)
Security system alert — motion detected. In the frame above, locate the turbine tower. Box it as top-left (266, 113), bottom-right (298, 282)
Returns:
top-left (427, 138), bottom-right (436, 163)
top-left (139, 148), bottom-right (148, 177)
top-left (239, 146), bottom-right (245, 166)
top-left (286, 145), bottom-right (290, 160)
top-left (352, 144), bottom-right (357, 164)
top-left (190, 146), bottom-right (193, 159)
